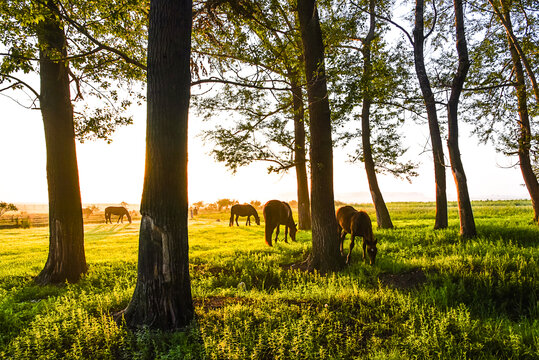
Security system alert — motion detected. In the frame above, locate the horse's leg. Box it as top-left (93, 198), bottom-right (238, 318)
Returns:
top-left (274, 225), bottom-right (280, 243)
top-left (347, 233), bottom-right (356, 264)
top-left (235, 215), bottom-right (239, 226)
top-left (338, 226), bottom-right (345, 256)
top-left (284, 225), bottom-right (288, 243)
top-left (362, 236), bottom-right (367, 263)
top-left (246, 216), bottom-right (250, 226)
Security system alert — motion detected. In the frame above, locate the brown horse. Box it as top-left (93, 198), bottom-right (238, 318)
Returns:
top-left (336, 206), bottom-right (377, 265)
top-left (229, 204), bottom-right (260, 226)
top-left (105, 206), bottom-right (132, 224)
top-left (263, 200), bottom-right (297, 246)
top-left (82, 207), bottom-right (94, 219)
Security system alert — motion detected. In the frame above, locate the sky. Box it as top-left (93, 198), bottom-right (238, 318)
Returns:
top-left (0, 94), bottom-right (532, 207)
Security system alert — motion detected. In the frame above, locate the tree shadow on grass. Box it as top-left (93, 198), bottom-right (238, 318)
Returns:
top-left (476, 223), bottom-right (539, 248)
top-left (85, 223), bottom-right (132, 236)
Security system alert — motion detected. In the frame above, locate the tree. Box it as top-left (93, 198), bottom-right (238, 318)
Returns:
top-left (193, 0), bottom-right (312, 230)
top-left (497, 0), bottom-right (539, 224)
top-left (412, 0), bottom-right (448, 229)
top-left (358, 0), bottom-right (394, 229)
top-left (464, 0), bottom-right (539, 224)
top-left (0, 202), bottom-right (17, 217)
top-left (0, 0), bottom-right (146, 284)
top-left (446, 0), bottom-right (476, 236)
top-left (119, 0), bottom-right (194, 329)
top-left (35, 1), bottom-right (86, 284)
top-left (297, 0), bottom-right (343, 272)
top-left (216, 198), bottom-right (238, 211)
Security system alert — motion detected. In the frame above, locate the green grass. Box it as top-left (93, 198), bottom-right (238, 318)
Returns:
top-left (1, 201), bottom-right (538, 359)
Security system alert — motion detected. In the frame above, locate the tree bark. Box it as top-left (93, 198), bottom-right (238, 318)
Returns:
top-left (120, 0), bottom-right (194, 329)
top-left (413, 0), bottom-right (448, 229)
top-left (447, 0), bottom-right (476, 237)
top-left (501, 3), bottom-right (539, 224)
top-left (35, 3), bottom-right (87, 285)
top-left (361, 0), bottom-right (393, 229)
top-left (290, 73), bottom-right (312, 230)
top-left (297, 0), bottom-right (344, 272)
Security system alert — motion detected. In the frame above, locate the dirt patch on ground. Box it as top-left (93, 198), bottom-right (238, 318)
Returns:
top-left (378, 269), bottom-right (427, 290)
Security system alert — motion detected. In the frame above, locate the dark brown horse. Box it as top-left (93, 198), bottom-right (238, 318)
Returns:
top-left (336, 206), bottom-right (377, 264)
top-left (229, 204), bottom-right (260, 226)
top-left (105, 206), bottom-right (132, 224)
top-left (263, 200), bottom-right (297, 246)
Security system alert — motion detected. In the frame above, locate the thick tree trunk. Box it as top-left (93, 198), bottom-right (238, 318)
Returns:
top-left (413, 0), bottom-right (448, 229)
top-left (501, 4), bottom-right (539, 224)
top-left (297, 0), bottom-right (343, 272)
top-left (290, 74), bottom-right (311, 230)
top-left (120, 0), bottom-right (194, 329)
top-left (361, 0), bottom-right (393, 229)
top-left (447, 0), bottom-right (476, 237)
top-left (35, 4), bottom-right (87, 285)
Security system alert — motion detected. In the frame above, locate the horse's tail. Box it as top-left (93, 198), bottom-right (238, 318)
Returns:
top-left (229, 210), bottom-right (234, 226)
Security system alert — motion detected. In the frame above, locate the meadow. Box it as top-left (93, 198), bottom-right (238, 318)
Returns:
top-left (0, 200), bottom-right (538, 359)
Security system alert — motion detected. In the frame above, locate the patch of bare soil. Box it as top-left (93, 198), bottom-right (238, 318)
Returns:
top-left (378, 269), bottom-right (427, 290)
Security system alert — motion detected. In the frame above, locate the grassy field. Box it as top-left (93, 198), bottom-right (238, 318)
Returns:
top-left (0, 201), bottom-right (538, 359)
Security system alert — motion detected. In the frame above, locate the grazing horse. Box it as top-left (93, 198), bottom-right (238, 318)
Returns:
top-left (263, 200), bottom-right (297, 246)
top-left (229, 204), bottom-right (260, 226)
top-left (105, 206), bottom-right (132, 224)
top-left (82, 207), bottom-right (94, 219)
top-left (336, 206), bottom-right (377, 265)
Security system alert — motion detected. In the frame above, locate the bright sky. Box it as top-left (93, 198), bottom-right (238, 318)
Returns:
top-left (0, 94), bottom-right (531, 207)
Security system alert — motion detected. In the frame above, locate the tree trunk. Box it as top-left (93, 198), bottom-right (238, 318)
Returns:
top-left (413, 0), bottom-right (448, 229)
top-left (35, 3), bottom-right (87, 285)
top-left (297, 0), bottom-right (343, 272)
top-left (290, 74), bottom-right (312, 231)
top-left (446, 0), bottom-right (476, 237)
top-left (361, 0), bottom-right (393, 229)
top-left (120, 0), bottom-right (194, 329)
top-left (501, 3), bottom-right (539, 224)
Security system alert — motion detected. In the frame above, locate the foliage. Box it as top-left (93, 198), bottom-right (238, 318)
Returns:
top-left (463, 0), bottom-right (539, 162)
top-left (0, 0), bottom-right (147, 143)
top-left (0, 202), bottom-right (17, 217)
top-left (192, 0), bottom-right (304, 174)
top-left (1, 201), bottom-right (538, 359)
top-left (216, 198), bottom-right (238, 210)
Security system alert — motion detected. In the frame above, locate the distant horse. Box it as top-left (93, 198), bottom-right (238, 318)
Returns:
top-left (82, 207), bottom-right (94, 219)
top-left (229, 204), bottom-right (260, 226)
top-left (336, 206), bottom-right (377, 265)
top-left (105, 206), bottom-right (132, 224)
top-left (263, 200), bottom-right (297, 246)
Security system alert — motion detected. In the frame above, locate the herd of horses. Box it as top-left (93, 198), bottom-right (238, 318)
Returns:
top-left (230, 200), bottom-right (378, 265)
top-left (98, 201), bottom-right (377, 265)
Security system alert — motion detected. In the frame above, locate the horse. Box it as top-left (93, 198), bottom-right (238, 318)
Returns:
top-left (263, 200), bottom-right (297, 246)
top-left (336, 206), bottom-right (377, 265)
top-left (105, 206), bottom-right (132, 224)
top-left (229, 204), bottom-right (260, 226)
top-left (82, 207), bottom-right (94, 219)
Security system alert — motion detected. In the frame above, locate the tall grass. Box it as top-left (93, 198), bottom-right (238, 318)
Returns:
top-left (0, 201), bottom-right (538, 359)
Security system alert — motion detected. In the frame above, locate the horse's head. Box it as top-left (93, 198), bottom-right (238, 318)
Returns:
top-left (365, 237), bottom-right (377, 265)
top-left (255, 216), bottom-right (261, 225)
top-left (290, 223), bottom-right (298, 242)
